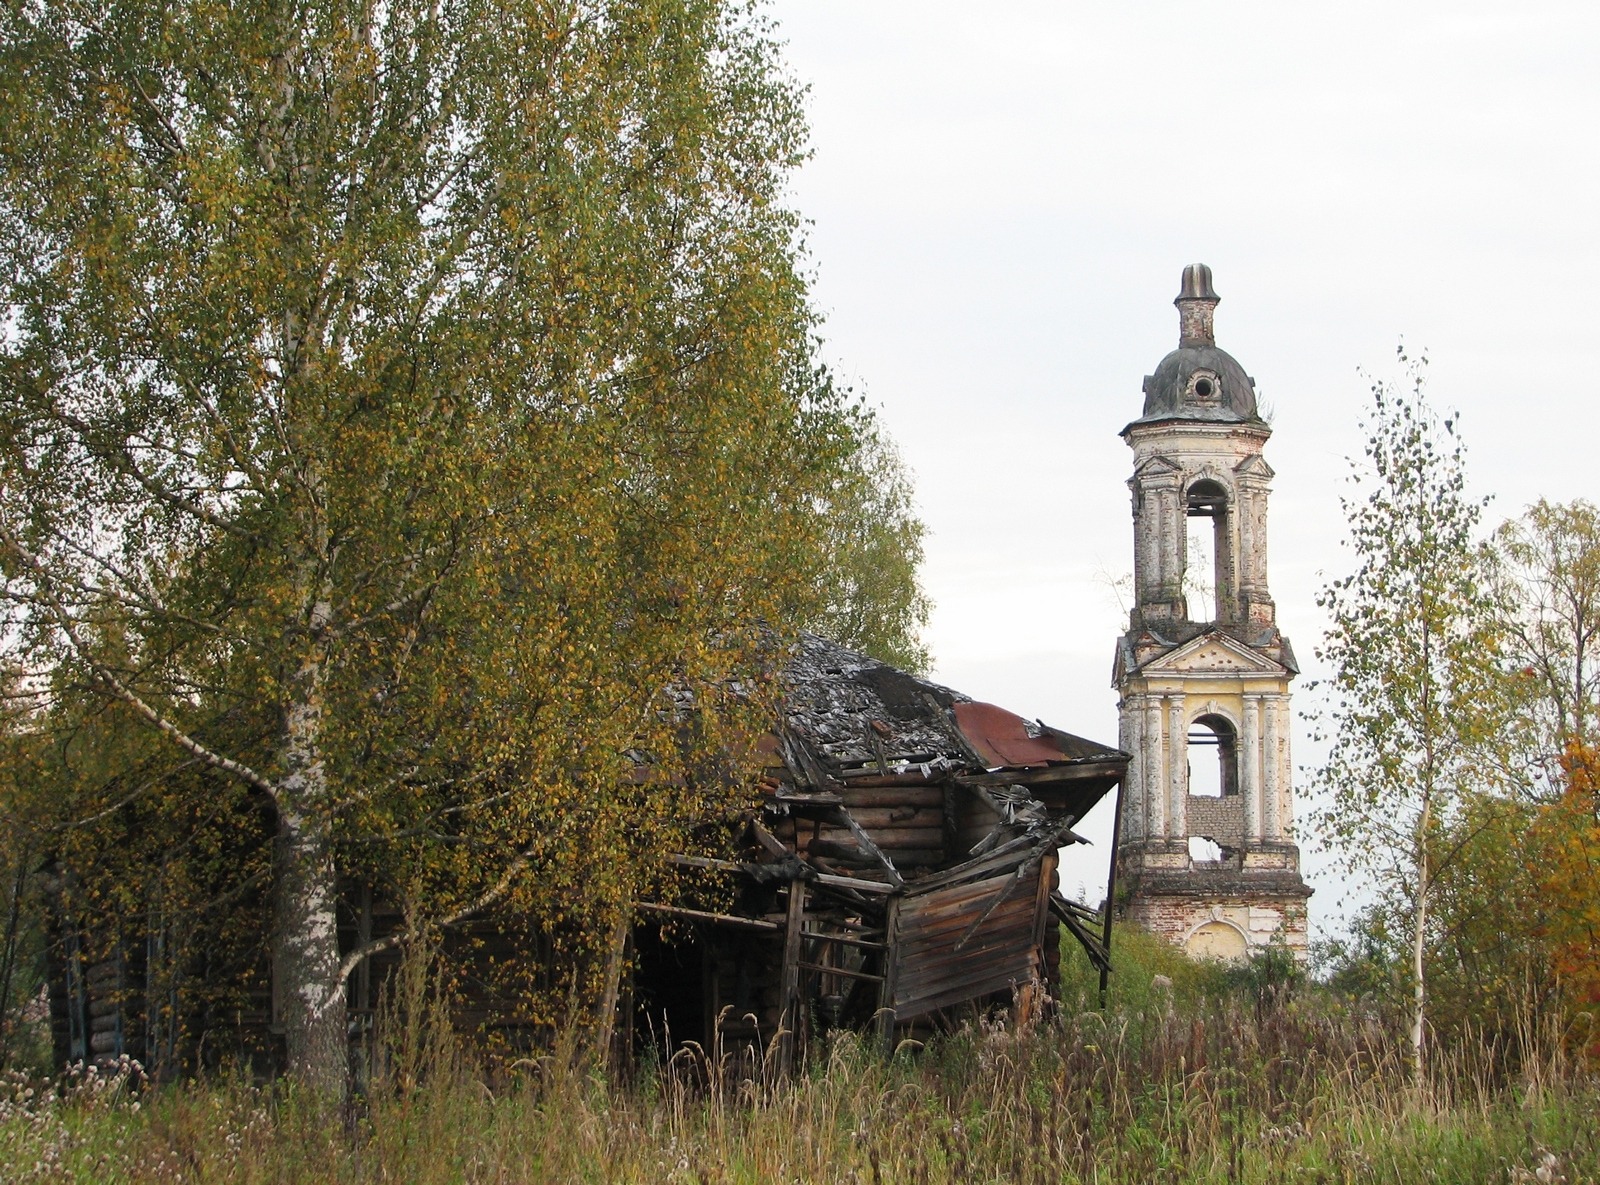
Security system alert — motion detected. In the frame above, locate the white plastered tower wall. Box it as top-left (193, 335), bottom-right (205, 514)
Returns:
top-left (1112, 265), bottom-right (1311, 962)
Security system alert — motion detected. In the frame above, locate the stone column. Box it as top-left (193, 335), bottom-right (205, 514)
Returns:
top-left (1236, 469), bottom-right (1275, 625)
top-left (1167, 695), bottom-right (1187, 839)
top-left (1121, 696), bottom-right (1144, 840)
top-left (1130, 483), bottom-right (1149, 615)
top-left (1228, 486), bottom-right (1254, 620)
top-left (1246, 486), bottom-right (1271, 597)
top-left (1241, 694), bottom-right (1261, 842)
top-left (1263, 696), bottom-right (1281, 840)
top-left (1275, 696), bottom-right (1294, 837)
top-left (1159, 488), bottom-right (1182, 606)
top-left (1146, 695), bottom-right (1165, 837)
top-left (1237, 485), bottom-right (1253, 592)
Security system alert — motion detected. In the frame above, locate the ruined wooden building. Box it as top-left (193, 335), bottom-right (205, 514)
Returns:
top-left (45, 632), bottom-right (1127, 1074)
top-left (633, 633), bottom-right (1128, 1065)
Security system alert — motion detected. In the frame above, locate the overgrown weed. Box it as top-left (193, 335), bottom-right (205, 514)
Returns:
top-left (2, 937), bottom-right (1597, 1183)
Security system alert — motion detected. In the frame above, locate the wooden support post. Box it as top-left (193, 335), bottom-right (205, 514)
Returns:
top-left (1099, 772), bottom-right (1128, 1008)
top-left (777, 879), bottom-right (806, 1077)
top-left (1032, 850), bottom-right (1059, 1012)
top-left (942, 782), bottom-right (960, 863)
top-left (593, 912), bottom-right (629, 1072)
top-left (875, 896), bottom-right (901, 1054)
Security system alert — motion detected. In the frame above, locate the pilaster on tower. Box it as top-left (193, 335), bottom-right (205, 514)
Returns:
top-left (1112, 265), bottom-right (1311, 964)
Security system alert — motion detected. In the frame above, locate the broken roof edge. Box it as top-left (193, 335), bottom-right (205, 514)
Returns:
top-left (779, 630), bottom-right (1126, 780)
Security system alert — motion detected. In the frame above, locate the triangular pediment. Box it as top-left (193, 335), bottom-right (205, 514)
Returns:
top-left (1233, 453), bottom-right (1274, 479)
top-left (1132, 454), bottom-right (1183, 479)
top-left (1137, 631), bottom-right (1287, 677)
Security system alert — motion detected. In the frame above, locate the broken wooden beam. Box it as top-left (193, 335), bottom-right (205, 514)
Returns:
top-left (633, 902), bottom-right (782, 932)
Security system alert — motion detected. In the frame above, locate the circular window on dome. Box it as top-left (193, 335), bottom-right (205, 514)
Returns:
top-left (1185, 369), bottom-right (1222, 407)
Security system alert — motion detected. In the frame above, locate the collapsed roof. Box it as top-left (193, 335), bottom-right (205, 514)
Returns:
top-left (636, 633), bottom-right (1130, 1067)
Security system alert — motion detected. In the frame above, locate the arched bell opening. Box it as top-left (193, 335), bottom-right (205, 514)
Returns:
top-left (1187, 714), bottom-right (1239, 799)
top-left (1184, 478), bottom-right (1232, 622)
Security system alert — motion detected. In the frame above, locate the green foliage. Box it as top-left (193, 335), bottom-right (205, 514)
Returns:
top-left (1477, 501), bottom-right (1600, 1059)
top-left (1057, 921), bottom-right (1230, 1017)
top-left (1484, 498), bottom-right (1600, 791)
top-left (800, 383), bottom-right (931, 672)
top-left (1313, 352), bottom-right (1502, 855)
top-left (1311, 348), bottom-right (1503, 1082)
top-left (0, 0), bottom-right (929, 1087)
top-left (1332, 500), bottom-right (1600, 1063)
top-left (0, 675), bottom-right (55, 1075)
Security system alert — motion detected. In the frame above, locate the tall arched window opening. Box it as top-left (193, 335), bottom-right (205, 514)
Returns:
top-left (1187, 714), bottom-right (1238, 798)
top-left (1185, 479), bottom-right (1231, 621)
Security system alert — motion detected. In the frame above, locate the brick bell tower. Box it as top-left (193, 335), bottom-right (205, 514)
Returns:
top-left (1111, 264), bottom-right (1310, 962)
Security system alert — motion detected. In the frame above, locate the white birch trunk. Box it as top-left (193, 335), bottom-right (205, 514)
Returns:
top-left (1411, 791), bottom-right (1431, 1097)
top-left (272, 625), bottom-right (348, 1096)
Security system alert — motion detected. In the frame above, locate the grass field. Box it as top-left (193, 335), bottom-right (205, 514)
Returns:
top-left (3, 929), bottom-right (1596, 1183)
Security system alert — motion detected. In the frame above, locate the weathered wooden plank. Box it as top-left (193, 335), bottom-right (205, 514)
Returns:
top-left (832, 810), bottom-right (904, 886)
top-left (797, 962), bottom-right (883, 983)
top-left (895, 960), bottom-right (1033, 998)
top-left (774, 790), bottom-right (846, 810)
top-left (836, 768), bottom-right (942, 786)
top-left (832, 806), bottom-right (945, 829)
top-left (902, 914), bottom-right (1036, 953)
top-left (1031, 851), bottom-right (1057, 956)
top-left (898, 893), bottom-right (1037, 931)
top-left (899, 945), bottom-right (1037, 981)
top-left (778, 881), bottom-right (807, 1076)
top-left (837, 786), bottom-right (945, 808)
top-left (903, 844), bottom-right (1046, 895)
top-left (899, 873), bottom-right (1021, 915)
top-left (815, 825), bottom-right (945, 849)
top-left (867, 848), bottom-right (946, 867)
top-left (894, 961), bottom-right (1040, 1019)
top-left (633, 902), bottom-right (782, 932)
top-left (877, 896), bottom-right (902, 1049)
top-left (895, 949), bottom-right (1037, 989)
top-left (898, 933), bottom-right (1038, 970)
top-left (749, 818), bottom-right (791, 860)
top-left (664, 852), bottom-right (897, 895)
top-left (901, 906), bottom-right (1037, 940)
top-left (801, 930), bottom-right (886, 951)
top-left (898, 917), bottom-right (1037, 956)
top-left (957, 760), bottom-right (1127, 789)
top-left (805, 872), bottom-right (899, 900)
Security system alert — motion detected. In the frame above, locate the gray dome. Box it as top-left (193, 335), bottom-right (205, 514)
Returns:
top-left (1128, 344), bottom-right (1262, 428)
top-left (1123, 264), bottom-right (1267, 433)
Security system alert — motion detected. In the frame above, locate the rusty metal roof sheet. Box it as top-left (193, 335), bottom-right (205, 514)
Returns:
top-left (952, 701), bottom-right (1070, 769)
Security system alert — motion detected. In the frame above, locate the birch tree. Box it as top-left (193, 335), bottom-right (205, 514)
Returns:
top-left (1485, 499), bottom-right (1600, 788)
top-left (1312, 352), bottom-right (1502, 1092)
top-left (0, 0), bottom-right (926, 1092)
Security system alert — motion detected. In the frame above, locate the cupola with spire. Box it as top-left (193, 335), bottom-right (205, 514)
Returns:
top-left (1125, 263), bottom-right (1263, 432)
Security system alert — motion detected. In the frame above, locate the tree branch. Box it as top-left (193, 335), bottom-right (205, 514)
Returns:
top-left (336, 844), bottom-right (534, 981)
top-left (0, 518), bottom-right (278, 797)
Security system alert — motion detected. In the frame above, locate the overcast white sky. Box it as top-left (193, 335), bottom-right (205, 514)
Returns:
top-left (764, 0), bottom-right (1600, 935)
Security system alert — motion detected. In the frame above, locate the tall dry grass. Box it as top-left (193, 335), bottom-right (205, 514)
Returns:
top-left (2, 935), bottom-right (1597, 1183)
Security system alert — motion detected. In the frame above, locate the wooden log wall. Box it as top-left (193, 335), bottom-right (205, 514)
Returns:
top-left (786, 781), bottom-right (953, 871)
top-left (889, 861), bottom-right (1051, 1022)
top-left (953, 791), bottom-right (1006, 860)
